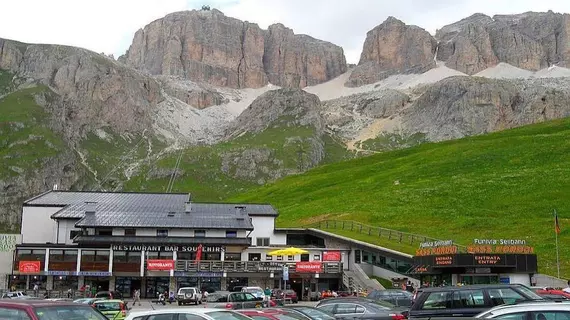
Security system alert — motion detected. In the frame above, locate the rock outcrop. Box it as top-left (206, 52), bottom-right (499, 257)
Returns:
top-left (157, 76), bottom-right (227, 109)
top-left (264, 24), bottom-right (347, 88)
top-left (120, 10), bottom-right (346, 88)
top-left (225, 88), bottom-right (324, 138)
top-left (401, 76), bottom-right (570, 141)
top-left (0, 38), bottom-right (163, 141)
top-left (436, 11), bottom-right (570, 74)
top-left (346, 17), bottom-right (436, 87)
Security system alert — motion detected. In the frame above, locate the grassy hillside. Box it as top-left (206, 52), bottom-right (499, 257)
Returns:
top-left (231, 118), bottom-right (570, 278)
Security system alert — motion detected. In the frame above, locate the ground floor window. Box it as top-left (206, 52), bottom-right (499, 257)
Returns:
top-left (9, 275), bottom-right (27, 290)
top-left (176, 277), bottom-right (198, 290)
top-left (145, 277), bottom-right (170, 298)
top-left (227, 277), bottom-right (248, 291)
top-left (460, 275), bottom-right (499, 285)
top-left (28, 275), bottom-right (47, 290)
top-left (116, 277), bottom-right (142, 298)
top-left (84, 276), bottom-right (110, 293)
top-left (419, 274), bottom-right (453, 287)
top-left (53, 276), bottom-right (78, 291)
top-left (200, 277), bottom-right (221, 292)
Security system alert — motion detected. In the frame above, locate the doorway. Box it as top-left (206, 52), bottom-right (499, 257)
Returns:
top-left (84, 277), bottom-right (110, 292)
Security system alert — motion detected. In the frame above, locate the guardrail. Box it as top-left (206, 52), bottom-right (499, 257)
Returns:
top-left (175, 260), bottom-right (342, 274)
top-left (310, 220), bottom-right (467, 251)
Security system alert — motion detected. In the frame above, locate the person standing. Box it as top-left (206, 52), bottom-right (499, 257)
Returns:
top-left (133, 289), bottom-right (141, 306)
top-left (33, 284), bottom-right (39, 297)
top-left (563, 280), bottom-right (570, 294)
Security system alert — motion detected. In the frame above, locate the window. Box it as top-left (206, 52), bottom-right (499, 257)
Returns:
top-left (355, 306), bottom-right (366, 314)
top-left (318, 305), bottom-right (335, 314)
top-left (492, 313), bottom-right (528, 320)
top-left (127, 251), bottom-right (141, 263)
top-left (288, 255), bottom-right (294, 261)
top-left (125, 229), bottom-right (136, 236)
top-left (276, 255), bottom-right (283, 261)
top-left (147, 315), bottom-right (176, 320)
top-left (452, 290), bottom-right (485, 308)
top-left (265, 255), bottom-right (273, 261)
top-left (313, 255), bottom-right (321, 261)
top-left (0, 307), bottom-right (32, 319)
top-left (335, 304), bottom-right (357, 314)
top-left (224, 253), bottom-right (241, 261)
top-left (274, 313), bottom-right (307, 320)
top-left (300, 254), bottom-right (309, 261)
top-left (157, 229), bottom-right (168, 237)
top-left (182, 315), bottom-right (208, 320)
top-left (113, 251), bottom-right (126, 263)
top-left (248, 253), bottom-right (261, 261)
top-left (81, 250), bottom-right (95, 262)
top-left (94, 250), bottom-right (109, 262)
top-left (256, 238), bottom-right (270, 246)
top-left (205, 311), bottom-right (252, 320)
top-left (488, 288), bottom-right (526, 305)
top-left (226, 230), bottom-right (237, 238)
top-left (531, 312), bottom-right (570, 320)
top-left (96, 229), bottom-right (112, 236)
top-left (69, 230), bottom-right (82, 240)
top-left (421, 292), bottom-right (450, 310)
top-left (195, 230), bottom-right (206, 238)
top-left (34, 306), bottom-right (107, 320)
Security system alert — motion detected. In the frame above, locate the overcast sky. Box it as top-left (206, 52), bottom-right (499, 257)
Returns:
top-left (2, 0), bottom-right (570, 64)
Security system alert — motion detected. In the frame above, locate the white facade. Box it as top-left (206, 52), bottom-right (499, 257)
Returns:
top-left (250, 216), bottom-right (286, 246)
top-left (56, 219), bottom-right (81, 245)
top-left (21, 206), bottom-right (62, 244)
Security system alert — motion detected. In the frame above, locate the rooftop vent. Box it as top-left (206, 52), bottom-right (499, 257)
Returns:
top-left (235, 206), bottom-right (246, 220)
top-left (167, 211), bottom-right (175, 217)
top-left (185, 201), bottom-right (192, 213)
top-left (85, 202), bottom-right (97, 215)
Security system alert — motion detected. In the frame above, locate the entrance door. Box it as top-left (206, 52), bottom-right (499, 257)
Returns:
top-left (145, 277), bottom-right (170, 298)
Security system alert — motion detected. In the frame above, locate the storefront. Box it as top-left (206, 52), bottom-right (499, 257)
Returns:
top-left (410, 239), bottom-right (538, 286)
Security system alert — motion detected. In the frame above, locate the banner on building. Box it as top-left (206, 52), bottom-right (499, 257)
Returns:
top-left (19, 261), bottom-right (41, 273)
top-left (322, 251), bottom-right (341, 261)
top-left (295, 261), bottom-right (322, 273)
top-left (147, 259), bottom-right (175, 271)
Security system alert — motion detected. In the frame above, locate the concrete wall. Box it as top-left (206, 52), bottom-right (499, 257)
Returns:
top-left (56, 220), bottom-right (81, 244)
top-left (22, 206), bottom-right (62, 244)
top-left (368, 263), bottom-right (420, 287)
top-left (533, 273), bottom-right (568, 288)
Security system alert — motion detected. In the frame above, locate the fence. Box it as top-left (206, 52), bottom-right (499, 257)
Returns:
top-left (310, 220), bottom-right (467, 251)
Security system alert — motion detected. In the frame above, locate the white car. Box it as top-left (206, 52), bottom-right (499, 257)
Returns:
top-left (1, 291), bottom-right (32, 299)
top-left (476, 301), bottom-right (570, 319)
top-left (125, 308), bottom-right (252, 320)
top-left (242, 287), bottom-right (266, 301)
top-left (177, 287), bottom-right (203, 305)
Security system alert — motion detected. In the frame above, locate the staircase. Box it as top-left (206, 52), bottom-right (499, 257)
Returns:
top-left (343, 263), bottom-right (384, 292)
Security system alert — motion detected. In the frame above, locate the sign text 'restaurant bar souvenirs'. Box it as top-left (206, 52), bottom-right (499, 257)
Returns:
top-left (111, 245), bottom-right (225, 252)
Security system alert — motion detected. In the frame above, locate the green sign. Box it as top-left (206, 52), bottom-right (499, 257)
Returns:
top-left (0, 234), bottom-right (19, 252)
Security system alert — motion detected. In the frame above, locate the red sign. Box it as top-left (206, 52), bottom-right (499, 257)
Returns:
top-left (147, 260), bottom-right (175, 271)
top-left (19, 261), bottom-right (41, 273)
top-left (322, 251), bottom-right (341, 261)
top-left (296, 262), bottom-right (322, 273)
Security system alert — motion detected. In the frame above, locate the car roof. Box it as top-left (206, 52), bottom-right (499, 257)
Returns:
top-left (93, 299), bottom-right (124, 303)
top-left (128, 308), bottom-right (232, 317)
top-left (420, 284), bottom-right (526, 292)
top-left (0, 300), bottom-right (85, 307)
top-left (480, 301), bottom-right (570, 315)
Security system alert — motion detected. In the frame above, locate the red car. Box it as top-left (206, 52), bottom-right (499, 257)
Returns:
top-left (535, 289), bottom-right (570, 300)
top-left (239, 309), bottom-right (308, 320)
top-left (0, 299), bottom-right (108, 319)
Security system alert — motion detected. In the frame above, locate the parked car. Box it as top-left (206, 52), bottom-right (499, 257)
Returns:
top-left (408, 284), bottom-right (545, 319)
top-left (125, 308), bottom-right (253, 320)
top-left (91, 299), bottom-right (128, 320)
top-left (535, 289), bottom-right (570, 300)
top-left (239, 308), bottom-right (309, 320)
top-left (276, 306), bottom-right (336, 320)
top-left (177, 287), bottom-right (203, 305)
top-left (230, 286), bottom-right (246, 293)
top-left (243, 287), bottom-right (267, 301)
top-left (273, 290), bottom-right (299, 303)
top-left (0, 299), bottom-right (107, 319)
top-left (476, 301), bottom-right (570, 319)
top-left (367, 290), bottom-right (413, 307)
top-left (316, 297), bottom-right (406, 320)
top-left (1, 291), bottom-right (32, 299)
top-left (206, 291), bottom-right (265, 309)
top-left (317, 297), bottom-right (396, 309)
top-left (95, 290), bottom-right (124, 300)
top-left (73, 297), bottom-right (102, 304)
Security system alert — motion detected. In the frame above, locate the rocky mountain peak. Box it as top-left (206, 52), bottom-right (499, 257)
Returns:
top-left (346, 16), bottom-right (436, 87)
top-left (120, 10), bottom-right (346, 89)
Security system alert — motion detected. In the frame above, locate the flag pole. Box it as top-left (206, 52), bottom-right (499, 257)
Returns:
top-left (555, 209), bottom-right (561, 279)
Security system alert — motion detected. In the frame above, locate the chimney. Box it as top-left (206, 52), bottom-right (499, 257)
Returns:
top-left (185, 201), bottom-right (192, 213)
top-left (85, 202), bottom-right (97, 215)
top-left (235, 206), bottom-right (246, 220)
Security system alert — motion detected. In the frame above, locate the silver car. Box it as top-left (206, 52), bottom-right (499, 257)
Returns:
top-left (476, 301), bottom-right (570, 319)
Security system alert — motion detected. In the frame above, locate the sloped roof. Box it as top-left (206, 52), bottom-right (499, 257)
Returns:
top-left (24, 191), bottom-right (189, 207)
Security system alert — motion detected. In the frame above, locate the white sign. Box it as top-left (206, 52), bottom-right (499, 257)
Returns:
top-left (419, 240), bottom-right (453, 248)
top-left (473, 239), bottom-right (526, 245)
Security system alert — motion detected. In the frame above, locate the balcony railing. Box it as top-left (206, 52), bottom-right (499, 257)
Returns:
top-left (175, 260), bottom-right (342, 274)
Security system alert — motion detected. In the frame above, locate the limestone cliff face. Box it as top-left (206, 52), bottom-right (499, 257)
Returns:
top-left (263, 24), bottom-right (347, 88)
top-left (120, 10), bottom-right (347, 88)
top-left (346, 17), bottom-right (436, 87)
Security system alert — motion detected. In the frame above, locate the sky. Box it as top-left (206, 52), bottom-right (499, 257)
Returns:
top-left (2, 0), bottom-right (570, 64)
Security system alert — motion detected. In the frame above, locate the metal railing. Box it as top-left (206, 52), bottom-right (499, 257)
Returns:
top-left (175, 260), bottom-right (342, 274)
top-left (310, 220), bottom-right (467, 251)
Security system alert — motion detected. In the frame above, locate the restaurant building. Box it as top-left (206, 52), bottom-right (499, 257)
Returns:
top-left (14, 191), bottom-right (347, 298)
top-left (409, 239), bottom-right (538, 286)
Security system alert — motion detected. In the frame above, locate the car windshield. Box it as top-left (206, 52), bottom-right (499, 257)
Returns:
top-left (206, 311), bottom-right (253, 320)
top-left (34, 305), bottom-right (108, 320)
top-left (293, 307), bottom-right (335, 320)
top-left (516, 286), bottom-right (545, 300)
top-left (94, 301), bottom-right (121, 311)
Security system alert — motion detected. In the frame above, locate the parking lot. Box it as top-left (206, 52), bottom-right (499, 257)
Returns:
top-left (126, 300), bottom-right (319, 313)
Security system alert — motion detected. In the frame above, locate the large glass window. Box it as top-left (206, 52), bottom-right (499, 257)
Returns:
top-left (53, 276), bottom-right (78, 291)
top-left (125, 229), bottom-right (136, 236)
top-left (421, 292), bottom-right (450, 310)
top-left (157, 230), bottom-right (168, 237)
top-left (224, 253), bottom-right (241, 261)
top-left (127, 251), bottom-right (141, 263)
top-left (194, 230), bottom-right (206, 238)
top-left (226, 230), bottom-right (237, 238)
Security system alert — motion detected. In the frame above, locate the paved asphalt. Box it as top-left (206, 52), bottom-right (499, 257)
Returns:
top-left (126, 299), bottom-right (318, 313)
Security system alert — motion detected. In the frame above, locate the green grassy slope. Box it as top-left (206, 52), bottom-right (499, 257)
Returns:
top-left (231, 118), bottom-right (570, 278)
top-left (0, 84), bottom-right (65, 179)
top-left (124, 126), bottom-right (353, 201)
